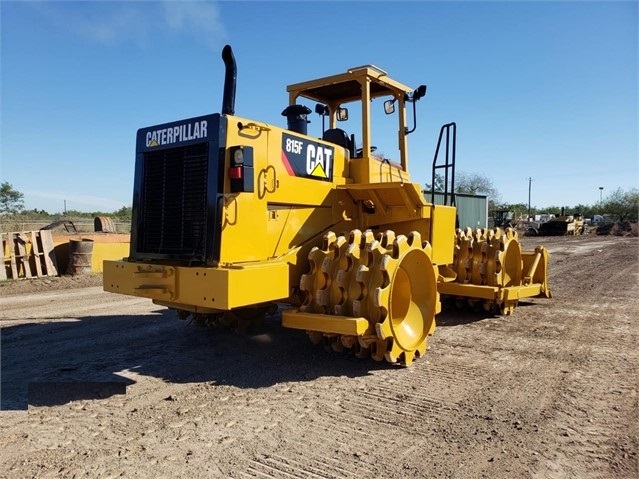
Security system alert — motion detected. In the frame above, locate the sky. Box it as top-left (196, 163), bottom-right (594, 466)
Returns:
top-left (1, 0), bottom-right (637, 213)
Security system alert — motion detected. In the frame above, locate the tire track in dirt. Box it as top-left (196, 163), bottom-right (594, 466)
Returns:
top-left (227, 342), bottom-right (493, 478)
top-left (494, 237), bottom-right (637, 479)
top-left (528, 294), bottom-right (638, 479)
top-left (243, 453), bottom-right (371, 479)
top-left (225, 360), bottom-right (475, 478)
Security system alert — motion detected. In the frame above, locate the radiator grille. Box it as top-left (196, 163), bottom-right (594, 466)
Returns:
top-left (139, 143), bottom-right (209, 259)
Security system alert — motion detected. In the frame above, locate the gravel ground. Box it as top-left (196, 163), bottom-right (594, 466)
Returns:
top-left (0, 234), bottom-right (637, 479)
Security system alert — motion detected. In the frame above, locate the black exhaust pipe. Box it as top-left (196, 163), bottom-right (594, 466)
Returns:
top-left (221, 45), bottom-right (236, 115)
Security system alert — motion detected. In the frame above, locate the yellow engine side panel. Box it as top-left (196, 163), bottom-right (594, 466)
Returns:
top-left (219, 116), bottom-right (352, 264)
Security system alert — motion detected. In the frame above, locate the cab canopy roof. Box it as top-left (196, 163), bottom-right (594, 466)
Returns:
top-left (286, 65), bottom-right (414, 106)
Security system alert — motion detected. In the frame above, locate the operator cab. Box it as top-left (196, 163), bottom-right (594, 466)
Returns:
top-left (285, 65), bottom-right (426, 176)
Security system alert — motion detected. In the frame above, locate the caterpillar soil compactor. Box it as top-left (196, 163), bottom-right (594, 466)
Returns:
top-left (103, 45), bottom-right (551, 367)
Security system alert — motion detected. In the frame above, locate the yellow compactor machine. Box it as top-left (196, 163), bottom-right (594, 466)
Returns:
top-left (104, 45), bottom-right (551, 366)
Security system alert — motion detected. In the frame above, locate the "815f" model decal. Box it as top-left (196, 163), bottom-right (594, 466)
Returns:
top-left (281, 133), bottom-right (334, 181)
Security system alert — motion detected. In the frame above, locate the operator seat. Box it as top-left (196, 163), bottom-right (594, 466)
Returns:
top-left (322, 128), bottom-right (355, 158)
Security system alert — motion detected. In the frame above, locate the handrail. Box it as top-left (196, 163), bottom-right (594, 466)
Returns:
top-left (431, 122), bottom-right (456, 207)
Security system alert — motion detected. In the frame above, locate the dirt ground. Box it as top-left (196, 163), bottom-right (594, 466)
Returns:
top-left (0, 234), bottom-right (637, 479)
top-left (0, 272), bottom-right (104, 296)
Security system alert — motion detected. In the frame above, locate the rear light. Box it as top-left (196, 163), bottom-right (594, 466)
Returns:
top-left (228, 146), bottom-right (254, 193)
top-left (229, 166), bottom-right (243, 179)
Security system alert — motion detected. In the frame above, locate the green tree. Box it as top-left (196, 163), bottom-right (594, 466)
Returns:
top-left (602, 188), bottom-right (639, 221)
top-left (455, 171), bottom-right (501, 211)
top-left (424, 173), bottom-right (445, 193)
top-left (572, 203), bottom-right (594, 218)
top-left (0, 181), bottom-right (25, 214)
top-left (455, 172), bottom-right (500, 201)
top-left (426, 171), bottom-right (501, 207)
top-left (64, 209), bottom-right (87, 217)
top-left (114, 205), bottom-right (132, 219)
top-left (496, 202), bottom-right (529, 219)
top-left (539, 205), bottom-right (561, 215)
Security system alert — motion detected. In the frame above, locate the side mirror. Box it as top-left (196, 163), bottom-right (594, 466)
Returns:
top-left (336, 107), bottom-right (348, 121)
top-left (384, 100), bottom-right (396, 114)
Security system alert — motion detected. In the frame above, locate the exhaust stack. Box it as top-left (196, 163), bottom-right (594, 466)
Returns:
top-left (221, 45), bottom-right (236, 115)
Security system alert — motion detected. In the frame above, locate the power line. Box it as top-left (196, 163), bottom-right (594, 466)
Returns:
top-left (528, 177), bottom-right (533, 218)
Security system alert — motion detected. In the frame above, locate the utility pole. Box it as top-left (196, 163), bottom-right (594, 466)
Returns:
top-left (599, 186), bottom-right (603, 204)
top-left (528, 177), bottom-right (532, 219)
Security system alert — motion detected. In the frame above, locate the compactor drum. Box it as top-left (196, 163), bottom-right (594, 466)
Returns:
top-left (441, 227), bottom-right (551, 315)
top-left (104, 45), bottom-right (552, 367)
top-left (289, 229), bottom-right (439, 366)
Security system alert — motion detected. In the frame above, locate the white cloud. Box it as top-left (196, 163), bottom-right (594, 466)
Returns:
top-left (73, 5), bottom-right (148, 46)
top-left (30, 2), bottom-right (153, 47)
top-left (30, 1), bottom-right (226, 49)
top-left (162, 0), bottom-right (227, 49)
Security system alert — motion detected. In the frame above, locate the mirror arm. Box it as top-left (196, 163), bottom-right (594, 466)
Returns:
top-left (405, 100), bottom-right (418, 135)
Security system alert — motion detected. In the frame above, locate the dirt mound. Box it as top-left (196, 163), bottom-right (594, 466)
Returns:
top-left (594, 221), bottom-right (638, 236)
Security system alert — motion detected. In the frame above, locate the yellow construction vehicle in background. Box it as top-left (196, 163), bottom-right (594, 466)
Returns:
top-left (103, 45), bottom-right (551, 367)
top-left (538, 208), bottom-right (585, 236)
